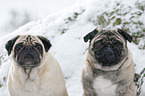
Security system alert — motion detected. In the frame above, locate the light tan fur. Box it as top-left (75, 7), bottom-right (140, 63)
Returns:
top-left (82, 29), bottom-right (137, 96)
top-left (82, 50), bottom-right (136, 96)
top-left (8, 52), bottom-right (68, 96)
top-left (7, 35), bottom-right (68, 96)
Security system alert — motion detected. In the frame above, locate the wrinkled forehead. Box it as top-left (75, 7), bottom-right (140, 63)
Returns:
top-left (15, 35), bottom-right (42, 45)
top-left (92, 30), bottom-right (125, 42)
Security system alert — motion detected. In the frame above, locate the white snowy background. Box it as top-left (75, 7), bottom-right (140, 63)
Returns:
top-left (0, 0), bottom-right (145, 96)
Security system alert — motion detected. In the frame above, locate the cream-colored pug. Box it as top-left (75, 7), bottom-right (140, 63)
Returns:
top-left (5, 35), bottom-right (68, 96)
top-left (82, 28), bottom-right (137, 96)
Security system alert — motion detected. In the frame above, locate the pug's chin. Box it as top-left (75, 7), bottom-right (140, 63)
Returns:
top-left (17, 54), bottom-right (41, 69)
top-left (97, 59), bottom-right (120, 66)
top-left (101, 56), bottom-right (117, 66)
top-left (18, 60), bottom-right (38, 70)
top-left (94, 49), bottom-right (122, 66)
top-left (21, 62), bottom-right (35, 69)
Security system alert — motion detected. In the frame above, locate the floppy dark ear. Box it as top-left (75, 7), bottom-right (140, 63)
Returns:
top-left (84, 29), bottom-right (98, 42)
top-left (5, 35), bottom-right (20, 55)
top-left (118, 29), bottom-right (132, 43)
top-left (38, 36), bottom-right (52, 52)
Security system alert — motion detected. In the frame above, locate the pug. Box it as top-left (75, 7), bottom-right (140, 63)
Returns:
top-left (82, 28), bottom-right (137, 96)
top-left (5, 35), bottom-right (68, 96)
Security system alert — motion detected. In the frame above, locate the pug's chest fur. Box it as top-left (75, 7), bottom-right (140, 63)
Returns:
top-left (93, 76), bottom-right (118, 96)
top-left (8, 66), bottom-right (55, 96)
top-left (19, 79), bottom-right (40, 95)
top-left (12, 80), bottom-right (54, 96)
top-left (10, 72), bottom-right (49, 96)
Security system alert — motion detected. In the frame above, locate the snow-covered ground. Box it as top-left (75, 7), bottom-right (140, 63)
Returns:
top-left (0, 0), bottom-right (77, 37)
top-left (0, 0), bottom-right (145, 96)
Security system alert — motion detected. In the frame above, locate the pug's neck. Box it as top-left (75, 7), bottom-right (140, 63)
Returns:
top-left (15, 54), bottom-right (48, 84)
top-left (87, 49), bottom-right (131, 71)
top-left (18, 66), bottom-right (39, 84)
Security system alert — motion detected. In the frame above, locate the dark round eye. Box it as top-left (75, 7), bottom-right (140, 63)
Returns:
top-left (15, 43), bottom-right (23, 51)
top-left (111, 38), bottom-right (117, 43)
top-left (101, 39), bottom-right (106, 44)
top-left (115, 42), bottom-right (123, 49)
top-left (94, 41), bottom-right (102, 49)
top-left (36, 45), bottom-right (42, 50)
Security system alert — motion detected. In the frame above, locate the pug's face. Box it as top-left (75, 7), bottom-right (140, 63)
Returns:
top-left (5, 35), bottom-right (52, 69)
top-left (84, 28), bottom-right (132, 66)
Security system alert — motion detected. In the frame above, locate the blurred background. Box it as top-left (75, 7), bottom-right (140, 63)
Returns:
top-left (0, 0), bottom-right (78, 37)
top-left (0, 0), bottom-right (145, 96)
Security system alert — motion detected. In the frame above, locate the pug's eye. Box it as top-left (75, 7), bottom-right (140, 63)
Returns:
top-left (36, 44), bottom-right (42, 50)
top-left (37, 45), bottom-right (42, 50)
top-left (94, 41), bottom-right (101, 48)
top-left (15, 43), bottom-right (23, 51)
top-left (115, 42), bottom-right (123, 48)
top-left (114, 41), bottom-right (123, 50)
top-left (101, 39), bottom-right (106, 44)
top-left (111, 38), bottom-right (117, 43)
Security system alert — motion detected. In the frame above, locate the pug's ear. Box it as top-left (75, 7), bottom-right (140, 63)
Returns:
top-left (37, 36), bottom-right (52, 52)
top-left (118, 29), bottom-right (132, 43)
top-left (5, 35), bottom-right (20, 55)
top-left (84, 29), bottom-right (98, 42)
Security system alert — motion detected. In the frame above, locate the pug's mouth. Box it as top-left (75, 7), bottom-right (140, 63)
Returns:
top-left (103, 52), bottom-right (115, 60)
top-left (17, 51), bottom-right (41, 69)
top-left (94, 46), bottom-right (122, 66)
top-left (21, 54), bottom-right (38, 69)
top-left (95, 51), bottom-right (116, 66)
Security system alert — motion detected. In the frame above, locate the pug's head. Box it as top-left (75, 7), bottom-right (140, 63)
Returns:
top-left (5, 35), bottom-right (52, 69)
top-left (84, 28), bottom-right (132, 66)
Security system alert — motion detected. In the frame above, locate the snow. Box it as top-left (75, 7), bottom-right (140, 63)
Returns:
top-left (0, 0), bottom-right (145, 96)
top-left (0, 0), bottom-right (78, 37)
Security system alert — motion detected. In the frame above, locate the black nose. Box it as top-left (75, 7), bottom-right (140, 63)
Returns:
top-left (25, 46), bottom-right (32, 50)
top-left (106, 44), bottom-right (112, 48)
